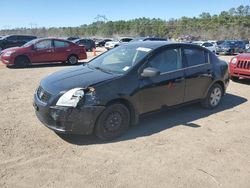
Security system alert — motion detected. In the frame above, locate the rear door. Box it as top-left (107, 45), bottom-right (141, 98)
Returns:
top-left (5, 36), bottom-right (18, 48)
top-left (137, 46), bottom-right (185, 113)
top-left (16, 36), bottom-right (28, 46)
top-left (182, 47), bottom-right (213, 102)
top-left (53, 40), bottom-right (71, 61)
top-left (32, 39), bottom-right (54, 63)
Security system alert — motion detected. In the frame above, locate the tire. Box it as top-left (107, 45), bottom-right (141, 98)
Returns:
top-left (67, 55), bottom-right (78, 65)
top-left (95, 103), bottom-right (130, 140)
top-left (14, 56), bottom-right (29, 68)
top-left (230, 76), bottom-right (239, 82)
top-left (201, 83), bottom-right (223, 109)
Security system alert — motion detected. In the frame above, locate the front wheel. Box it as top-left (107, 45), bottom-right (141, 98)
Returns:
top-left (95, 103), bottom-right (130, 140)
top-left (67, 55), bottom-right (78, 65)
top-left (14, 56), bottom-right (30, 68)
top-left (201, 83), bottom-right (223, 109)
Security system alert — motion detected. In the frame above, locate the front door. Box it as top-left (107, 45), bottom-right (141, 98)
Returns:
top-left (137, 47), bottom-right (185, 114)
top-left (31, 40), bottom-right (54, 63)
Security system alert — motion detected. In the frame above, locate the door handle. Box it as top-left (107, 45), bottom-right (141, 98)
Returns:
top-left (174, 77), bottom-right (185, 83)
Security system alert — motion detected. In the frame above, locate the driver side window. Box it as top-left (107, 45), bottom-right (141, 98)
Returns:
top-left (148, 48), bottom-right (182, 73)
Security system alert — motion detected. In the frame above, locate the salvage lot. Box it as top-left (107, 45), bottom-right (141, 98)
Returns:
top-left (0, 49), bottom-right (250, 188)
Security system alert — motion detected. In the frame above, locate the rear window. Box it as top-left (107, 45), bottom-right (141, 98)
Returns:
top-left (183, 48), bottom-right (208, 67)
top-left (54, 40), bottom-right (69, 48)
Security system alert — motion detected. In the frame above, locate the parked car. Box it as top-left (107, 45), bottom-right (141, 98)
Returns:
top-left (105, 37), bottom-right (133, 50)
top-left (130, 37), bottom-right (167, 42)
top-left (33, 41), bottom-right (229, 140)
top-left (229, 48), bottom-right (250, 81)
top-left (243, 40), bottom-right (249, 49)
top-left (217, 40), bottom-right (245, 55)
top-left (95, 39), bottom-right (112, 47)
top-left (73, 38), bottom-right (96, 51)
top-left (0, 38), bottom-right (87, 67)
top-left (67, 37), bottom-right (80, 41)
top-left (0, 35), bottom-right (37, 51)
top-left (192, 41), bottom-right (216, 53)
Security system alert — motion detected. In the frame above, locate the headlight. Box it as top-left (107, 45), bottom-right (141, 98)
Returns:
top-left (231, 57), bottom-right (237, 64)
top-left (56, 88), bottom-right (84, 107)
top-left (4, 50), bottom-right (15, 56)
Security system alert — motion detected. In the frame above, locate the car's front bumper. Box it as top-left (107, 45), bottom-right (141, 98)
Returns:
top-left (229, 63), bottom-right (250, 79)
top-left (33, 94), bottom-right (105, 135)
top-left (0, 55), bottom-right (14, 65)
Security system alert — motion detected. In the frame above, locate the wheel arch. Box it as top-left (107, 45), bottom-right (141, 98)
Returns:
top-left (203, 80), bottom-right (226, 98)
top-left (106, 98), bottom-right (139, 126)
top-left (68, 54), bottom-right (79, 59)
top-left (14, 54), bottom-right (31, 65)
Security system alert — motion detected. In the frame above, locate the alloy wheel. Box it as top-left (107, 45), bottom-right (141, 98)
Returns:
top-left (210, 87), bottom-right (222, 107)
top-left (68, 56), bottom-right (77, 65)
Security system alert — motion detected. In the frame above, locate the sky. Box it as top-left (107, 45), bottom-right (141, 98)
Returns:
top-left (0, 0), bottom-right (249, 29)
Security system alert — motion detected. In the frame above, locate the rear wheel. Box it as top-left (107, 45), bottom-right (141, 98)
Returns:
top-left (67, 55), bottom-right (78, 65)
top-left (95, 103), bottom-right (130, 140)
top-left (14, 56), bottom-right (30, 68)
top-left (201, 83), bottom-right (223, 109)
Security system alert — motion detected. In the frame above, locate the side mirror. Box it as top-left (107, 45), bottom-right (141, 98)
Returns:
top-left (141, 67), bottom-right (160, 78)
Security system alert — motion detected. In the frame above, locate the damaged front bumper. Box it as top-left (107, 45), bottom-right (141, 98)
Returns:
top-left (33, 94), bottom-right (105, 135)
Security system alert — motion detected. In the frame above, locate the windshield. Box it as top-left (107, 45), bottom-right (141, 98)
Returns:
top-left (22, 39), bottom-right (40, 47)
top-left (88, 45), bottom-right (152, 74)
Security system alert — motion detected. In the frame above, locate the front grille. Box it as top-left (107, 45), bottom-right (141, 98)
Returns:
top-left (236, 60), bottom-right (250, 70)
top-left (37, 86), bottom-right (51, 103)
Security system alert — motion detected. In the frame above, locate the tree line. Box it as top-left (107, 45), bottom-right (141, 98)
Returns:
top-left (0, 5), bottom-right (249, 40)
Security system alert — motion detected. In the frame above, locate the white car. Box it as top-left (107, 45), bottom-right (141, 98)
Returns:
top-left (105, 37), bottom-right (133, 50)
top-left (192, 41), bottom-right (216, 53)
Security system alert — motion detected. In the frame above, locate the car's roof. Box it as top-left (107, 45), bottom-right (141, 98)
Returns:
top-left (122, 41), bottom-right (200, 50)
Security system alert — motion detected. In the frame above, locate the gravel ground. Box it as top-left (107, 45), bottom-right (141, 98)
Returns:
top-left (0, 50), bottom-right (249, 188)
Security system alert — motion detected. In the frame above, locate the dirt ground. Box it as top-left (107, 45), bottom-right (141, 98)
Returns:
top-left (0, 49), bottom-right (250, 188)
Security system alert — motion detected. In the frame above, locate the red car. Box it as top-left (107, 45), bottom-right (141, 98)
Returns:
top-left (229, 48), bottom-right (250, 81)
top-left (0, 38), bottom-right (87, 67)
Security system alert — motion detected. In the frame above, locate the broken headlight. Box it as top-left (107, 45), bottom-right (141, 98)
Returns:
top-left (56, 88), bottom-right (84, 107)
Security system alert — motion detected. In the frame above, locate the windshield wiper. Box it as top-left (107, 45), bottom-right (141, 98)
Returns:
top-left (93, 66), bottom-right (114, 74)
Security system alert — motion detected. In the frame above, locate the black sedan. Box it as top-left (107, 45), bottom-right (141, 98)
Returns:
top-left (34, 42), bottom-right (229, 140)
top-left (95, 39), bottom-right (112, 47)
top-left (73, 38), bottom-right (96, 51)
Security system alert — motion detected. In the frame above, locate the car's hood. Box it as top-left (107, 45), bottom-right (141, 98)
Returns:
top-left (41, 64), bottom-right (122, 95)
top-left (1, 46), bottom-right (21, 53)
